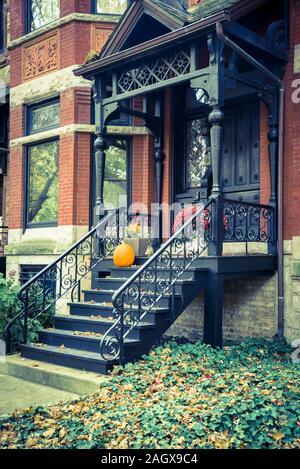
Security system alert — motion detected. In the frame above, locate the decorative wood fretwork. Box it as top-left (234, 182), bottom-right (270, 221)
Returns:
top-left (92, 25), bottom-right (113, 53)
top-left (117, 49), bottom-right (191, 94)
top-left (23, 33), bottom-right (59, 81)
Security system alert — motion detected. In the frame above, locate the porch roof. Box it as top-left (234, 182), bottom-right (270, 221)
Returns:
top-left (74, 0), bottom-right (269, 80)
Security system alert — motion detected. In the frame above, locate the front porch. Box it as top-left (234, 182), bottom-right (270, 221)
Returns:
top-left (4, 0), bottom-right (288, 373)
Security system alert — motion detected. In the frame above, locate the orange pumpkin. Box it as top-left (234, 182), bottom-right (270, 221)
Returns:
top-left (113, 243), bottom-right (135, 267)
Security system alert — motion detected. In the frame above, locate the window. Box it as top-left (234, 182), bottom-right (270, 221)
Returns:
top-left (25, 99), bottom-right (60, 228)
top-left (103, 140), bottom-right (129, 208)
top-left (185, 118), bottom-right (210, 189)
top-left (93, 0), bottom-right (128, 15)
top-left (27, 99), bottom-right (60, 135)
top-left (20, 265), bottom-right (46, 284)
top-left (20, 265), bottom-right (56, 307)
top-left (26, 140), bottom-right (59, 227)
top-left (0, 1), bottom-right (4, 53)
top-left (26, 0), bottom-right (60, 33)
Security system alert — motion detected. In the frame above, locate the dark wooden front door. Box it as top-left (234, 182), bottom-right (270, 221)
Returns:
top-left (173, 101), bottom-right (260, 206)
top-left (174, 115), bottom-right (211, 206)
top-left (222, 102), bottom-right (260, 203)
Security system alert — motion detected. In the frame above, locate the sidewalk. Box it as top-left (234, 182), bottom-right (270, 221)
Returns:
top-left (0, 374), bottom-right (79, 416)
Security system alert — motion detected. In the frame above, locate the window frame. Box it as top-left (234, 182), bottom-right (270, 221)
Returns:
top-left (25, 0), bottom-right (60, 34)
top-left (91, 0), bottom-right (128, 16)
top-left (24, 137), bottom-right (59, 229)
top-left (90, 136), bottom-right (131, 227)
top-left (26, 97), bottom-right (60, 136)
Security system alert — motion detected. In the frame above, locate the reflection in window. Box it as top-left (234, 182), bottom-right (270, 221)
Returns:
top-left (27, 140), bottom-right (59, 226)
top-left (104, 141), bottom-right (127, 208)
top-left (185, 118), bottom-right (209, 189)
top-left (29, 0), bottom-right (60, 31)
top-left (96, 0), bottom-right (127, 15)
top-left (29, 101), bottom-right (60, 134)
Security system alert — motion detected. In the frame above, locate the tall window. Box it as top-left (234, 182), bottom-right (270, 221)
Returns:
top-left (26, 0), bottom-right (60, 32)
top-left (103, 140), bottom-right (129, 208)
top-left (94, 0), bottom-right (128, 15)
top-left (27, 141), bottom-right (59, 226)
top-left (25, 99), bottom-right (60, 227)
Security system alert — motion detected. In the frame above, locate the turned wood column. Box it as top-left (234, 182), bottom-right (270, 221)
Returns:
top-left (94, 127), bottom-right (108, 222)
top-left (208, 106), bottom-right (224, 197)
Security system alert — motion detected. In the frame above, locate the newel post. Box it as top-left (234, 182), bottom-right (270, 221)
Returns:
top-left (94, 128), bottom-right (108, 222)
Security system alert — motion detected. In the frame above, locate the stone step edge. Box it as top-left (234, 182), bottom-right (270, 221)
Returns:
top-left (0, 354), bottom-right (105, 395)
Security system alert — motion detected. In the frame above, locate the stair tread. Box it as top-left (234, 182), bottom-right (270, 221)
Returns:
top-left (68, 301), bottom-right (170, 312)
top-left (97, 277), bottom-right (196, 284)
top-left (40, 328), bottom-right (139, 343)
top-left (21, 343), bottom-right (115, 363)
top-left (55, 314), bottom-right (155, 328)
top-left (83, 288), bottom-right (182, 297)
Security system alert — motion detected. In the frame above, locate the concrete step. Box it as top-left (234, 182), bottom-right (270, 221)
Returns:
top-left (0, 354), bottom-right (103, 394)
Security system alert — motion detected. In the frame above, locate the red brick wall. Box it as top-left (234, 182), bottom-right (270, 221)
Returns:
top-left (60, 0), bottom-right (91, 17)
top-left (131, 135), bottom-right (155, 210)
top-left (7, 147), bottom-right (24, 229)
top-left (9, 106), bottom-right (24, 141)
top-left (282, 0), bottom-right (300, 240)
top-left (60, 88), bottom-right (92, 126)
top-left (260, 102), bottom-right (271, 205)
top-left (9, 0), bottom-right (24, 40)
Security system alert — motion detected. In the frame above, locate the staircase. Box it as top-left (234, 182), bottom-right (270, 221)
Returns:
top-left (20, 261), bottom-right (208, 374)
top-left (5, 198), bottom-right (277, 375)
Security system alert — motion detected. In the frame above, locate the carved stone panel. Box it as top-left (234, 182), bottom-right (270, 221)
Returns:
top-left (92, 25), bottom-right (113, 53)
top-left (23, 32), bottom-right (59, 81)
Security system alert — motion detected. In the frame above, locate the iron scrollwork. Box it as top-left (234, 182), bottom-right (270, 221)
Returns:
top-left (223, 198), bottom-right (276, 246)
top-left (100, 201), bottom-right (214, 362)
top-left (117, 49), bottom-right (191, 94)
top-left (5, 210), bottom-right (121, 354)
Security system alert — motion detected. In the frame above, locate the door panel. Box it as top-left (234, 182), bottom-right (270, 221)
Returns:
top-left (222, 103), bottom-right (260, 197)
top-left (174, 101), bottom-right (260, 207)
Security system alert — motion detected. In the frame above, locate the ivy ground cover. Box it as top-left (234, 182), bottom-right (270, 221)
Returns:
top-left (0, 338), bottom-right (299, 449)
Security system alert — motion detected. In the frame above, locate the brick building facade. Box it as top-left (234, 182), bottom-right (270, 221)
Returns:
top-left (1, 0), bottom-right (300, 346)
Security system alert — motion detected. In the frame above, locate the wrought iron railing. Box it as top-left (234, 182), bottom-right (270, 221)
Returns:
top-left (223, 198), bottom-right (276, 254)
top-left (100, 199), bottom-right (214, 362)
top-left (5, 209), bottom-right (121, 354)
top-left (0, 225), bottom-right (8, 256)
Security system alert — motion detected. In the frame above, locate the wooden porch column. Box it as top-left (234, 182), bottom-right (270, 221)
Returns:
top-left (154, 94), bottom-right (164, 246)
top-left (208, 106), bottom-right (224, 197)
top-left (94, 127), bottom-right (108, 221)
top-left (92, 78), bottom-right (108, 224)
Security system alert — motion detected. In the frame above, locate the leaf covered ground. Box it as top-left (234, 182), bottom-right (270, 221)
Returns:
top-left (0, 338), bottom-right (299, 449)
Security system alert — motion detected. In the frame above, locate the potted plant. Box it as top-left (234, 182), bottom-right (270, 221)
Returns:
top-left (124, 222), bottom-right (149, 257)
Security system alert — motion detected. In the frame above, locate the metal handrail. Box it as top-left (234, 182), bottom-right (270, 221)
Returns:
top-left (112, 202), bottom-right (213, 303)
top-left (5, 209), bottom-right (118, 353)
top-left (100, 199), bottom-right (214, 362)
